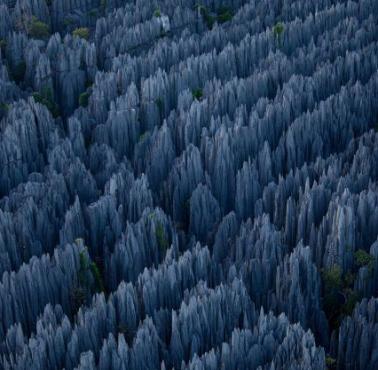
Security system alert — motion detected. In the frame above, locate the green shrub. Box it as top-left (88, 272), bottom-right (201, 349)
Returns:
top-left (322, 265), bottom-right (343, 328)
top-left (323, 265), bottom-right (342, 291)
top-left (72, 27), bottom-right (90, 40)
top-left (90, 261), bottom-right (105, 292)
top-left (354, 249), bottom-right (374, 268)
top-left (197, 5), bottom-right (215, 29)
top-left (326, 356), bottom-right (337, 370)
top-left (343, 272), bottom-right (355, 287)
top-left (139, 131), bottom-right (150, 142)
top-left (78, 251), bottom-right (90, 285)
top-left (217, 7), bottom-right (233, 23)
top-left (72, 248), bottom-right (105, 311)
top-left (0, 103), bottom-right (9, 117)
top-left (192, 88), bottom-right (203, 100)
top-left (63, 18), bottom-right (74, 26)
top-left (273, 22), bottom-right (284, 38)
top-left (156, 222), bottom-right (169, 252)
top-left (32, 89), bottom-right (60, 117)
top-left (342, 290), bottom-right (360, 316)
top-left (79, 91), bottom-right (90, 107)
top-left (322, 264), bottom-right (363, 330)
top-left (154, 8), bottom-right (161, 17)
top-left (29, 17), bottom-right (50, 39)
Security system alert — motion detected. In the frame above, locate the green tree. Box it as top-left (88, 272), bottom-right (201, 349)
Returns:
top-left (354, 249), bottom-right (374, 268)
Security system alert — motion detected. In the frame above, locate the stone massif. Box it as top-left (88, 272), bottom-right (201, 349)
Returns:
top-left (1, 0), bottom-right (378, 369)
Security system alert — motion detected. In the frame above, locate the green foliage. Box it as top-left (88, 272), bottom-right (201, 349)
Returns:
top-left (90, 261), bottom-right (105, 292)
top-left (139, 130), bottom-right (150, 142)
top-left (156, 222), bottom-right (169, 252)
top-left (32, 92), bottom-right (60, 118)
top-left (72, 27), bottom-right (90, 40)
top-left (322, 265), bottom-right (344, 329)
top-left (322, 263), bottom-right (365, 330)
top-left (197, 5), bottom-right (215, 29)
top-left (29, 17), bottom-right (50, 39)
top-left (32, 87), bottom-right (60, 117)
top-left (78, 251), bottom-right (90, 285)
top-left (273, 22), bottom-right (284, 38)
top-left (12, 62), bottom-right (26, 83)
top-left (63, 18), bottom-right (74, 26)
top-left (79, 91), bottom-right (90, 107)
top-left (343, 271), bottom-right (355, 287)
top-left (354, 249), bottom-right (374, 268)
top-left (192, 88), bottom-right (203, 100)
top-left (323, 265), bottom-right (343, 291)
top-left (326, 356), bottom-right (337, 370)
top-left (217, 7), bottom-right (233, 23)
top-left (197, 5), bottom-right (233, 29)
top-left (154, 8), bottom-right (161, 17)
top-left (342, 290), bottom-right (360, 316)
top-left (78, 251), bottom-right (104, 292)
top-left (0, 103), bottom-right (9, 112)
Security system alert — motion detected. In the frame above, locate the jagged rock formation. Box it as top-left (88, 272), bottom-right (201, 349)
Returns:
top-left (0, 0), bottom-right (378, 369)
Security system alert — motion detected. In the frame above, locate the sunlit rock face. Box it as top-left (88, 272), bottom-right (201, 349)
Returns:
top-left (1, 0), bottom-right (378, 369)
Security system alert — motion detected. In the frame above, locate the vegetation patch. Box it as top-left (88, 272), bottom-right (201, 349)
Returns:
top-left (322, 250), bottom-right (376, 330)
top-left (32, 86), bottom-right (60, 117)
top-left (156, 222), bottom-right (169, 252)
top-left (354, 249), bottom-right (374, 268)
top-left (139, 130), bottom-right (150, 142)
top-left (273, 22), bottom-right (284, 38)
top-left (72, 27), bottom-right (90, 40)
top-left (28, 17), bottom-right (50, 39)
top-left (79, 91), bottom-right (90, 107)
top-left (192, 88), bottom-right (203, 100)
top-left (197, 5), bottom-right (233, 29)
top-left (90, 260), bottom-right (105, 292)
top-left (217, 7), bottom-right (233, 23)
top-left (326, 356), bottom-right (337, 370)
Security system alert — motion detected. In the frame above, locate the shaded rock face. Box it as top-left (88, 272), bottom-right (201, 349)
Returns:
top-left (1, 0), bottom-right (378, 369)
